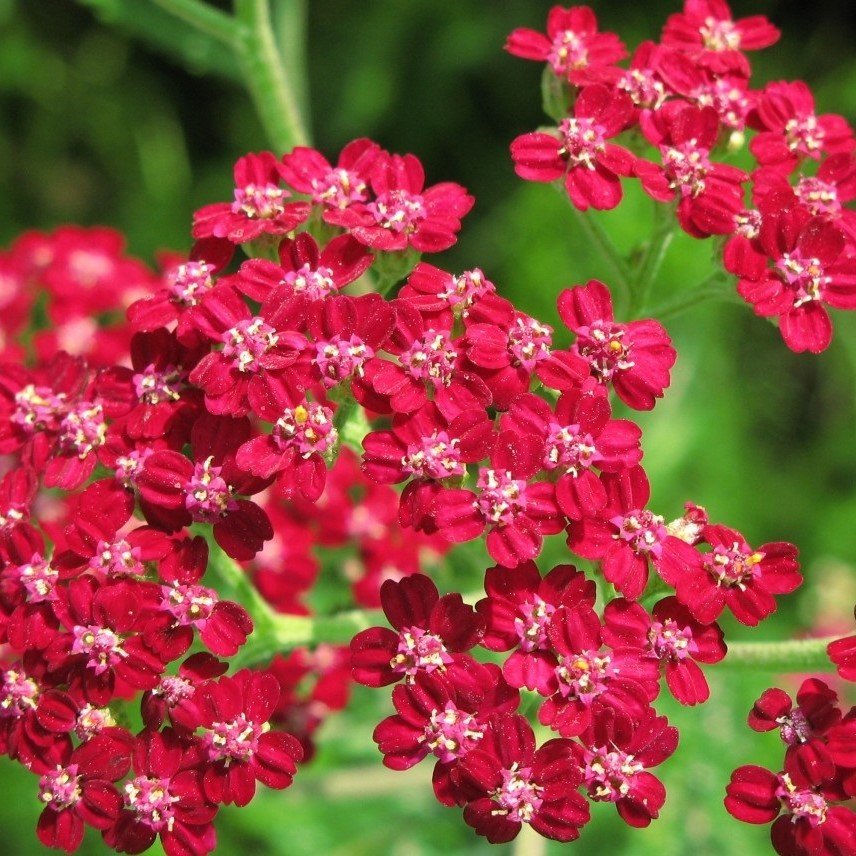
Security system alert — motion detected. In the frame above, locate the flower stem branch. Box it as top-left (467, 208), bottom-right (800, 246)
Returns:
top-left (647, 271), bottom-right (743, 321)
top-left (150, 0), bottom-right (242, 47)
top-left (715, 636), bottom-right (843, 673)
top-left (205, 538), bottom-right (383, 669)
top-left (234, 0), bottom-right (310, 151)
top-left (569, 207), bottom-right (632, 306)
top-left (630, 204), bottom-right (675, 317)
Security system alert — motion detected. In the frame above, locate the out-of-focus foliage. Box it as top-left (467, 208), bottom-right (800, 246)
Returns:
top-left (1, 0), bottom-right (855, 853)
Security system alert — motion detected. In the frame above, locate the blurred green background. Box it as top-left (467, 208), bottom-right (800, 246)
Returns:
top-left (1, 0), bottom-right (855, 853)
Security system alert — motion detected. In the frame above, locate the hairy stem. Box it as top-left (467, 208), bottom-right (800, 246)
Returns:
top-left (715, 636), bottom-right (842, 672)
top-left (234, 0), bottom-right (310, 151)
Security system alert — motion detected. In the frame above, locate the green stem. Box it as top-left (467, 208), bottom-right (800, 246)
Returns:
top-left (715, 636), bottom-right (842, 672)
top-left (150, 0), bottom-right (242, 46)
top-left (647, 272), bottom-right (742, 322)
top-left (234, 0), bottom-right (310, 151)
top-left (205, 538), bottom-right (383, 669)
top-left (570, 206), bottom-right (632, 308)
top-left (630, 204), bottom-right (675, 317)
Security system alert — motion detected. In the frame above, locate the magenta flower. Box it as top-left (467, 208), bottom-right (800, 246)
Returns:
top-left (462, 294), bottom-right (557, 409)
top-left (545, 280), bottom-right (676, 411)
top-left (576, 707), bottom-right (678, 827)
top-left (665, 522), bottom-right (801, 626)
top-left (724, 206), bottom-right (856, 353)
top-left (192, 151), bottom-right (310, 244)
top-left (333, 152), bottom-right (474, 253)
top-left (280, 137), bottom-right (382, 222)
top-left (361, 299), bottom-right (490, 419)
top-left (187, 285), bottom-right (307, 418)
top-left (433, 431), bottom-right (563, 568)
top-left (636, 102), bottom-right (748, 237)
top-left (538, 602), bottom-right (658, 737)
top-left (350, 574), bottom-right (484, 688)
top-left (505, 5), bottom-right (627, 81)
top-left (476, 562), bottom-right (596, 693)
top-left (751, 81), bottom-right (855, 175)
top-left (501, 384), bottom-right (642, 520)
top-left (511, 85), bottom-right (636, 211)
top-left (127, 237), bottom-right (234, 335)
top-left (453, 713), bottom-right (590, 843)
top-left (661, 0), bottom-right (779, 75)
top-left (398, 263), bottom-right (496, 330)
top-left (725, 759), bottom-right (856, 856)
top-left (602, 596), bottom-right (726, 705)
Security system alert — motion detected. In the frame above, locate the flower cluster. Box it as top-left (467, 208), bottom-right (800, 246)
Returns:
top-left (2, 2), bottom-right (856, 853)
top-left (725, 678), bottom-right (856, 855)
top-left (508, 1), bottom-right (856, 353)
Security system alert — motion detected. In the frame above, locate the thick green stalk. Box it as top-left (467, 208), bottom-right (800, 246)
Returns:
top-left (234, 0), bottom-right (310, 151)
top-left (715, 636), bottom-right (842, 672)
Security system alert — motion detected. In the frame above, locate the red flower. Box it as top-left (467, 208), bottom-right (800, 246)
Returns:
top-left (136, 414), bottom-right (273, 561)
top-left (636, 102), bottom-right (748, 237)
top-left (187, 285), bottom-right (307, 418)
top-left (462, 295), bottom-right (557, 409)
top-left (567, 466), bottom-right (702, 601)
top-left (538, 602), bottom-right (658, 737)
top-left (46, 577), bottom-right (165, 706)
top-left (372, 663), bottom-right (518, 774)
top-left (192, 152), bottom-right (310, 244)
top-left (35, 732), bottom-right (132, 853)
top-left (661, 0), bottom-right (779, 75)
top-left (104, 728), bottom-right (218, 856)
top-left (360, 299), bottom-right (490, 420)
top-left (511, 85), bottom-right (636, 211)
top-left (350, 574), bottom-right (484, 688)
top-left (725, 760), bottom-right (856, 856)
top-left (476, 562), bottom-right (596, 693)
top-left (576, 707), bottom-right (678, 827)
top-left (433, 431), bottom-right (563, 567)
top-left (602, 596), bottom-right (726, 705)
top-left (501, 384), bottom-right (642, 520)
top-left (398, 263), bottom-right (496, 330)
top-left (191, 670), bottom-right (303, 806)
top-left (127, 238), bottom-right (234, 335)
top-left (280, 138), bottom-right (382, 222)
top-left (229, 232), bottom-right (372, 305)
top-left (751, 82), bottom-right (855, 175)
top-left (665, 522), bottom-right (801, 626)
top-left (724, 207), bottom-right (856, 353)
top-left (828, 617), bottom-right (856, 682)
top-left (333, 152), bottom-right (474, 253)
top-left (545, 280), bottom-right (676, 410)
top-left (505, 5), bottom-right (627, 81)
top-left (453, 713), bottom-right (590, 843)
